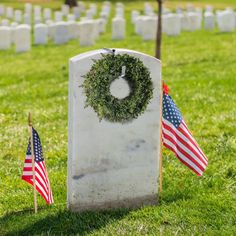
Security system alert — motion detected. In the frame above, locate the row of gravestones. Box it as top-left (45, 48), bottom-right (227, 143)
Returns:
top-left (132, 8), bottom-right (236, 39)
top-left (0, 2), bottom-right (111, 25)
top-left (0, 17), bottom-right (127, 51)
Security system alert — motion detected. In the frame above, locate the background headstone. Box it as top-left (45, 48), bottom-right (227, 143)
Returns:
top-left (54, 21), bottom-right (68, 45)
top-left (34, 23), bottom-right (48, 45)
top-left (0, 26), bottom-right (11, 50)
top-left (15, 24), bottom-right (31, 53)
top-left (79, 20), bottom-right (95, 46)
top-left (112, 17), bottom-right (125, 40)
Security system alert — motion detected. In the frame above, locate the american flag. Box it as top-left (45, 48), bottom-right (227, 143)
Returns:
top-left (22, 127), bottom-right (53, 204)
top-left (162, 85), bottom-right (208, 176)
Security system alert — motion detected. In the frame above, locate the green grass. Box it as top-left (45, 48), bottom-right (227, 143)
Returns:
top-left (0, 1), bottom-right (236, 235)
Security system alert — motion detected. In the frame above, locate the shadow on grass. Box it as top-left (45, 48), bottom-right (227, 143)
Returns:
top-left (2, 208), bottom-right (129, 236)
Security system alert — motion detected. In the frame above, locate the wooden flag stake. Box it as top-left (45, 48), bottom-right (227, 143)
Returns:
top-left (159, 80), bottom-right (164, 194)
top-left (28, 112), bottom-right (38, 214)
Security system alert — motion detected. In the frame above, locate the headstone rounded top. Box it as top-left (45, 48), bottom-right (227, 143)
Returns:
top-left (16, 24), bottom-right (31, 29)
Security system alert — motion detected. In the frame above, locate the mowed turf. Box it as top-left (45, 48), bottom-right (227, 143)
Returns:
top-left (0, 1), bottom-right (236, 235)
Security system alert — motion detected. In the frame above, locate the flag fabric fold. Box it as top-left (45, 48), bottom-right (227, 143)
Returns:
top-left (162, 85), bottom-right (208, 176)
top-left (22, 127), bottom-right (53, 204)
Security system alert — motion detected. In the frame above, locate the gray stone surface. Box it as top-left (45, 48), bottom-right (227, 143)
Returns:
top-left (68, 48), bottom-right (162, 212)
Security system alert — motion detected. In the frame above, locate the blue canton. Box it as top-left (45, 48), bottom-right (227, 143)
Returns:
top-left (25, 128), bottom-right (44, 162)
top-left (163, 94), bottom-right (182, 128)
top-left (32, 128), bottom-right (44, 162)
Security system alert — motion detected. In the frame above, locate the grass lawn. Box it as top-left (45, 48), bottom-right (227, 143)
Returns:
top-left (0, 1), bottom-right (236, 235)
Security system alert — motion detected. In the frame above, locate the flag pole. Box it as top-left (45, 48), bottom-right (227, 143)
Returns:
top-left (28, 112), bottom-right (38, 213)
top-left (159, 80), bottom-right (164, 195)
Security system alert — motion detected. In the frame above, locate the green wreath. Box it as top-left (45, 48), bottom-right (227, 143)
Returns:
top-left (82, 53), bottom-right (154, 123)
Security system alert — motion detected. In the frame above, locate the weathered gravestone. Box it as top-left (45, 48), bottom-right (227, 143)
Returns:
top-left (68, 48), bottom-right (162, 211)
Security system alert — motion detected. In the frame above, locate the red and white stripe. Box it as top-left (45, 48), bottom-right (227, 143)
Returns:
top-left (162, 118), bottom-right (208, 176)
top-left (22, 155), bottom-right (53, 204)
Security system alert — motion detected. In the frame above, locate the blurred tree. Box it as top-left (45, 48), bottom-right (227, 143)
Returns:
top-left (155, 0), bottom-right (162, 60)
top-left (65, 0), bottom-right (77, 7)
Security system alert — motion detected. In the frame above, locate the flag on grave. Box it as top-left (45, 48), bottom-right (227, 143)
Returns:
top-left (162, 85), bottom-right (208, 176)
top-left (22, 127), bottom-right (53, 204)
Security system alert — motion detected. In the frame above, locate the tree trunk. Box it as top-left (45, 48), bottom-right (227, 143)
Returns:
top-left (65, 0), bottom-right (77, 8)
top-left (155, 0), bottom-right (162, 60)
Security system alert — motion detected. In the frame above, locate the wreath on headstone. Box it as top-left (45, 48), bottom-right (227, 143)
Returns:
top-left (82, 53), bottom-right (154, 123)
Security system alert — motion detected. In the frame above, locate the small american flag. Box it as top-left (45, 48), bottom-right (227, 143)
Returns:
top-left (162, 85), bottom-right (208, 176)
top-left (22, 127), bottom-right (53, 204)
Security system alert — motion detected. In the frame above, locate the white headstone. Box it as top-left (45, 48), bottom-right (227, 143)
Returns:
top-left (55, 11), bottom-right (63, 22)
top-left (116, 7), bottom-right (124, 18)
top-left (24, 13), bottom-right (31, 25)
top-left (62, 4), bottom-right (70, 16)
top-left (15, 24), bottom-right (31, 53)
top-left (204, 12), bottom-right (215, 30)
top-left (96, 18), bottom-right (106, 34)
top-left (34, 16), bottom-right (42, 25)
top-left (187, 12), bottom-right (202, 31)
top-left (67, 14), bottom-right (75, 21)
top-left (181, 12), bottom-right (201, 31)
top-left (54, 21), bottom-right (68, 44)
top-left (217, 11), bottom-right (235, 32)
top-left (44, 8), bottom-right (52, 21)
top-left (0, 4), bottom-right (5, 16)
top-left (89, 4), bottom-right (97, 16)
top-left (34, 23), bottom-right (48, 45)
top-left (112, 17), bottom-right (125, 40)
top-left (47, 21), bottom-right (56, 40)
top-left (73, 7), bottom-right (80, 19)
top-left (66, 21), bottom-right (79, 40)
top-left (34, 5), bottom-right (41, 16)
top-left (131, 10), bottom-right (140, 24)
top-left (79, 20), bottom-right (95, 46)
top-left (14, 10), bottom-right (22, 23)
top-left (78, 1), bottom-right (85, 13)
top-left (86, 9), bottom-right (94, 19)
top-left (0, 26), bottom-right (11, 50)
top-left (6, 7), bottom-right (14, 19)
top-left (144, 3), bottom-right (153, 15)
top-left (1, 19), bottom-right (9, 26)
top-left (10, 22), bottom-right (18, 44)
top-left (205, 5), bottom-right (213, 13)
top-left (68, 48), bottom-right (161, 211)
top-left (234, 12), bottom-right (236, 28)
top-left (141, 16), bottom-right (157, 40)
top-left (135, 16), bottom-right (144, 35)
top-left (25, 3), bottom-right (32, 15)
top-left (163, 14), bottom-right (181, 36)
